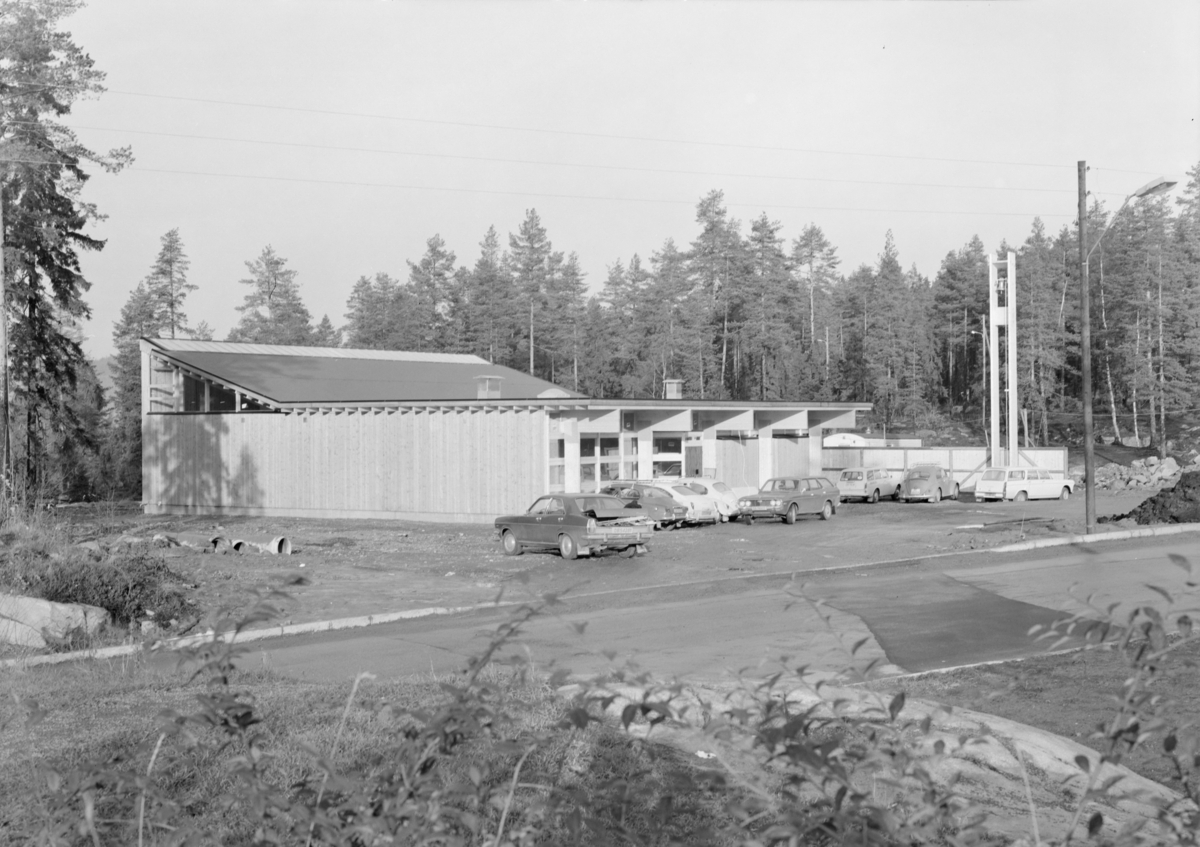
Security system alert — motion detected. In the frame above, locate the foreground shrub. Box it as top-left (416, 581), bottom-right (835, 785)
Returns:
top-left (0, 534), bottom-right (196, 627)
top-left (2, 558), bottom-right (1198, 845)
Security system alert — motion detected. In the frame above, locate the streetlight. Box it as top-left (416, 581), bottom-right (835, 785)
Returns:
top-left (1077, 163), bottom-right (1176, 535)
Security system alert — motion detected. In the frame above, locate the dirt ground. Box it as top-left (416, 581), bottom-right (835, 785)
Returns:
top-left (42, 489), bottom-right (1154, 641)
top-left (1108, 470), bottom-right (1200, 524)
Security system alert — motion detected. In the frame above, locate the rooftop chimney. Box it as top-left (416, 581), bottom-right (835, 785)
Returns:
top-left (476, 375), bottom-right (503, 400)
top-left (663, 379), bottom-right (683, 400)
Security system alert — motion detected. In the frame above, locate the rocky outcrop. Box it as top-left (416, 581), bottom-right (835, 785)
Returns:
top-left (0, 593), bottom-right (111, 649)
top-left (1092, 454), bottom-right (1199, 491)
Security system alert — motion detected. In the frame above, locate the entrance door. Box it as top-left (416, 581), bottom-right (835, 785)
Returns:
top-left (685, 445), bottom-right (703, 478)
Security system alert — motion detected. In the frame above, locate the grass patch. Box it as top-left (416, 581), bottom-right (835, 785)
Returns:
top-left (0, 516), bottom-right (198, 636)
top-left (0, 651), bottom-right (736, 845)
top-left (865, 639), bottom-right (1200, 788)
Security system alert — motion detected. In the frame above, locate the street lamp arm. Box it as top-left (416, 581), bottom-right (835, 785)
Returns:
top-left (1084, 176), bottom-right (1178, 261)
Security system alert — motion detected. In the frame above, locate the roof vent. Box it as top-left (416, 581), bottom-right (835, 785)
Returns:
top-left (476, 375), bottom-right (503, 400)
top-left (663, 379), bottom-right (683, 400)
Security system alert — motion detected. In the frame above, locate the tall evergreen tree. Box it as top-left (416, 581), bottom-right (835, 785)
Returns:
top-left (1, 0), bottom-right (130, 495)
top-left (108, 283), bottom-right (158, 495)
top-left (406, 234), bottom-right (457, 352)
top-left (144, 228), bottom-right (193, 338)
top-left (506, 209), bottom-right (553, 377)
top-left (227, 245), bottom-right (314, 345)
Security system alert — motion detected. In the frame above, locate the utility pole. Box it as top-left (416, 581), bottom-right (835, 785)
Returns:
top-left (0, 175), bottom-right (8, 489)
top-left (1079, 160), bottom-right (1096, 535)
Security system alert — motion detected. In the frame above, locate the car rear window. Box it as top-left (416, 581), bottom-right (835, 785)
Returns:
top-left (841, 471), bottom-right (863, 481)
top-left (671, 486), bottom-right (695, 497)
top-left (712, 482), bottom-right (731, 493)
top-left (905, 470), bottom-right (930, 480)
top-left (981, 470), bottom-right (1005, 481)
top-left (573, 496), bottom-right (624, 512)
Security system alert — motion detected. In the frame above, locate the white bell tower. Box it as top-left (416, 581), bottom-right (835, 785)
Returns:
top-left (988, 252), bottom-right (1018, 466)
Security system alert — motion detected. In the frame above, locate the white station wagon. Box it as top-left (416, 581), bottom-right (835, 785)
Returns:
top-left (837, 467), bottom-right (900, 503)
top-left (975, 467), bottom-right (1074, 502)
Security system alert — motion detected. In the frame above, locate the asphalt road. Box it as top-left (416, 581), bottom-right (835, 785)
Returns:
top-left (245, 534), bottom-right (1200, 685)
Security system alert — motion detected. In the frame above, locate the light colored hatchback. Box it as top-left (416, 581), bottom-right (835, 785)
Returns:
top-left (898, 464), bottom-right (959, 503)
top-left (975, 467), bottom-right (1074, 502)
top-left (837, 467), bottom-right (900, 503)
top-left (680, 478), bottom-right (742, 520)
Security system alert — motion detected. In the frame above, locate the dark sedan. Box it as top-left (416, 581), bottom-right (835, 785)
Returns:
top-left (494, 494), bottom-right (653, 560)
top-left (737, 476), bottom-right (840, 524)
top-left (599, 483), bottom-right (689, 529)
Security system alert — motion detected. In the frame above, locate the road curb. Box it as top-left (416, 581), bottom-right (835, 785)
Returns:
top-left (0, 602), bottom-right (496, 671)
top-left (991, 522), bottom-right (1200, 553)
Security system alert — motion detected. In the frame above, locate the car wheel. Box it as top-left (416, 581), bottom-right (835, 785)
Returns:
top-left (1060, 487), bottom-right (1071, 501)
top-left (559, 533), bottom-right (578, 560)
top-left (820, 500), bottom-right (833, 521)
top-left (892, 488), bottom-right (900, 501)
top-left (744, 515), bottom-right (754, 526)
top-left (1014, 490), bottom-right (1028, 502)
top-left (952, 484), bottom-right (960, 501)
top-left (785, 504), bottom-right (798, 525)
top-left (619, 545), bottom-right (637, 558)
top-left (868, 488), bottom-right (879, 504)
top-left (931, 488), bottom-right (941, 504)
top-left (501, 530), bottom-right (523, 556)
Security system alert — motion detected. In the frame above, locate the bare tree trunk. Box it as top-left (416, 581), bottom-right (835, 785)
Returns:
top-left (1097, 256), bottom-right (1122, 444)
top-left (1157, 248), bottom-right (1167, 458)
top-left (1132, 310), bottom-right (1141, 445)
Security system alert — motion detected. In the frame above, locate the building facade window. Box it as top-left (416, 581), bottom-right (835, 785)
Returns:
top-left (549, 439), bottom-right (566, 492)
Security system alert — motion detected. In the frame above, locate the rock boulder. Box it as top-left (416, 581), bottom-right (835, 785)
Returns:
top-left (0, 593), bottom-right (111, 649)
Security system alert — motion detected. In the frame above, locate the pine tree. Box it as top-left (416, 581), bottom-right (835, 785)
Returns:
top-left (344, 273), bottom-right (397, 349)
top-left (144, 228), bottom-right (193, 338)
top-left (108, 283), bottom-right (158, 495)
top-left (506, 210), bottom-right (553, 376)
top-left (406, 234), bottom-right (457, 352)
top-left (227, 245), bottom-right (314, 345)
top-left (1, 0), bottom-right (131, 495)
top-left (313, 314), bottom-right (341, 347)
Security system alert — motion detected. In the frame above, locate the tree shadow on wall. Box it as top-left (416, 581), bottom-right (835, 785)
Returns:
top-left (143, 413), bottom-right (265, 513)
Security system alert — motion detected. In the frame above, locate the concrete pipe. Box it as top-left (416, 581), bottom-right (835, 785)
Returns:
top-left (230, 535), bottom-right (292, 555)
top-left (171, 533), bottom-right (229, 553)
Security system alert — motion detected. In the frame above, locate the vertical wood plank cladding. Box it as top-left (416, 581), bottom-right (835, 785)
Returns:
top-left (146, 405), bottom-right (548, 519)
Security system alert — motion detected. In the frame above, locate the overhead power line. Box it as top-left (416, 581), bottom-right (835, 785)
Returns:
top-left (108, 89), bottom-right (1162, 176)
top-left (124, 164), bottom-right (1077, 219)
top-left (57, 121), bottom-right (1126, 197)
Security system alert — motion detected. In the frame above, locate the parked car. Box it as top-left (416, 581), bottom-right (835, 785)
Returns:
top-left (975, 467), bottom-right (1074, 502)
top-left (737, 476), bottom-right (840, 524)
top-left (494, 493), bottom-right (653, 560)
top-left (837, 467), bottom-right (900, 503)
top-left (660, 483), bottom-right (721, 525)
top-left (599, 483), bottom-right (689, 529)
top-left (897, 465), bottom-right (959, 503)
top-left (679, 478), bottom-right (742, 520)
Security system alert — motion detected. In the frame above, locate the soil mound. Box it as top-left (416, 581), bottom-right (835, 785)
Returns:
top-left (1104, 471), bottom-right (1200, 525)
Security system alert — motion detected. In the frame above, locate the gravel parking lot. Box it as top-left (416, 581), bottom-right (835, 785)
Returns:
top-left (59, 489), bottom-right (1154, 632)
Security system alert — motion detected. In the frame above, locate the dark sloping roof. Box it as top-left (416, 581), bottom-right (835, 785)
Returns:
top-left (148, 341), bottom-right (582, 403)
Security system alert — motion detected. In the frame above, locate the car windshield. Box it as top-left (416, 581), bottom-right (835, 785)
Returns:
top-left (981, 470), bottom-right (1005, 481)
top-left (905, 469), bottom-right (931, 480)
top-left (761, 479), bottom-right (798, 492)
top-left (840, 471), bottom-right (863, 481)
top-left (573, 496), bottom-right (625, 512)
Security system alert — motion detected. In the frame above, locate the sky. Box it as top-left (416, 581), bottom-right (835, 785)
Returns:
top-left (55, 0), bottom-right (1200, 361)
